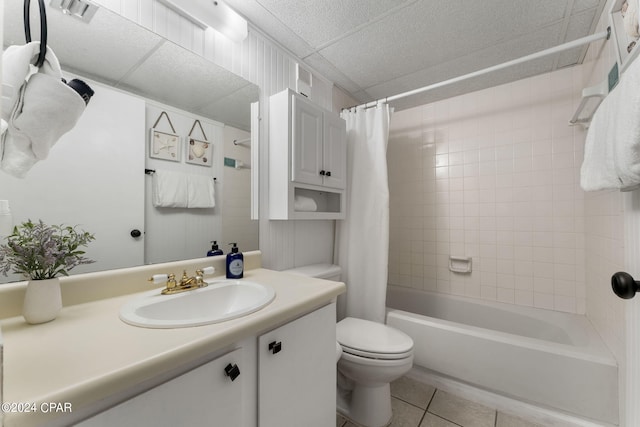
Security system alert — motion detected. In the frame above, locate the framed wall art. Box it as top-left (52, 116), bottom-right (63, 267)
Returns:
top-left (149, 111), bottom-right (180, 162)
top-left (186, 120), bottom-right (213, 166)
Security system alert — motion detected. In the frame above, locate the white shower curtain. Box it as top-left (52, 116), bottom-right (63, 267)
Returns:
top-left (335, 103), bottom-right (391, 323)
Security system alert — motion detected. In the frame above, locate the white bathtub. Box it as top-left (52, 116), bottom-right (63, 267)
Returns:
top-left (386, 286), bottom-right (618, 425)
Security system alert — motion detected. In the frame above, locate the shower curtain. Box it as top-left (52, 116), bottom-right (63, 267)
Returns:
top-left (335, 103), bottom-right (391, 323)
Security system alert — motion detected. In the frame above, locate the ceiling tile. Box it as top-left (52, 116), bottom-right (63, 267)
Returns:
top-left (253, 0), bottom-right (410, 48)
top-left (119, 41), bottom-right (251, 114)
top-left (318, 0), bottom-right (570, 89)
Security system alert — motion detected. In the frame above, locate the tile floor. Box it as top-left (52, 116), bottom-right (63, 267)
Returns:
top-left (336, 376), bottom-right (543, 427)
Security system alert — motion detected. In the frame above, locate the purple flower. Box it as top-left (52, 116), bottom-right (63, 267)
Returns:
top-left (0, 220), bottom-right (95, 280)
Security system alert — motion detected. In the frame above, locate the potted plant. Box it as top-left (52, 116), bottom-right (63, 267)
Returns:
top-left (0, 219), bottom-right (95, 324)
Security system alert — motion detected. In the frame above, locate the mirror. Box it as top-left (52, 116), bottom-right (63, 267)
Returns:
top-left (0, 1), bottom-right (260, 283)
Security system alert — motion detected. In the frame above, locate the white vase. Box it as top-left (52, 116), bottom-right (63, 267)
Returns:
top-left (23, 278), bottom-right (62, 324)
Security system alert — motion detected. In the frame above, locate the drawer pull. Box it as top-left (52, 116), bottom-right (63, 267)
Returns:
top-left (268, 341), bottom-right (282, 354)
top-left (224, 363), bottom-right (241, 381)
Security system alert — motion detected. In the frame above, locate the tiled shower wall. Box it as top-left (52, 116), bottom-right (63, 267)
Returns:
top-left (388, 66), bottom-right (587, 314)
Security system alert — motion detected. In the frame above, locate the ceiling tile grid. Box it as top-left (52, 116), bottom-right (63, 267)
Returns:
top-left (225, 0), bottom-right (608, 110)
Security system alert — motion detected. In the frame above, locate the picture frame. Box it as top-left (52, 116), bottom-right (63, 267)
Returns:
top-left (186, 137), bottom-right (213, 166)
top-left (610, 0), bottom-right (640, 74)
top-left (149, 129), bottom-right (181, 162)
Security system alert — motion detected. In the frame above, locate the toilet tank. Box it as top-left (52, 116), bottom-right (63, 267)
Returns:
top-left (283, 263), bottom-right (342, 282)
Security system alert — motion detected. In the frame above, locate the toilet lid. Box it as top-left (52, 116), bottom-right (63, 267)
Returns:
top-left (336, 317), bottom-right (413, 359)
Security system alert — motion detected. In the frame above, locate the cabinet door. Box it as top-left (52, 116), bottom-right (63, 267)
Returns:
top-left (323, 112), bottom-right (347, 190)
top-left (258, 303), bottom-right (336, 427)
top-left (76, 348), bottom-right (245, 427)
top-left (291, 95), bottom-right (324, 186)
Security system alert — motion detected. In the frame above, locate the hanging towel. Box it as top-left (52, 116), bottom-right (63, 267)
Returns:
top-left (152, 170), bottom-right (189, 207)
top-left (294, 194), bottom-right (318, 212)
top-left (580, 55), bottom-right (640, 191)
top-left (187, 174), bottom-right (215, 208)
top-left (1, 42), bottom-right (86, 178)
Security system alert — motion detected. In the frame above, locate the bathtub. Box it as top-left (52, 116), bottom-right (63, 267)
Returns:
top-left (386, 286), bottom-right (618, 425)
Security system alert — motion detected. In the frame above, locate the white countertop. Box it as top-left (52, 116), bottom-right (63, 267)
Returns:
top-left (0, 267), bottom-right (345, 427)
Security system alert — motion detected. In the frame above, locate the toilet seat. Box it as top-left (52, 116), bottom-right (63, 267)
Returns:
top-left (337, 317), bottom-right (413, 360)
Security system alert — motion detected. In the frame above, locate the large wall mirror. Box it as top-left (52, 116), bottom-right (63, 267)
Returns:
top-left (0, 1), bottom-right (260, 283)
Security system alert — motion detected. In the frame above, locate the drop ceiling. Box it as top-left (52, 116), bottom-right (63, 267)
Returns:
top-left (224, 0), bottom-right (608, 110)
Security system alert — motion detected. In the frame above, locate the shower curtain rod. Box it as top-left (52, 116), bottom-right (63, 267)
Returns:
top-left (352, 27), bottom-right (611, 110)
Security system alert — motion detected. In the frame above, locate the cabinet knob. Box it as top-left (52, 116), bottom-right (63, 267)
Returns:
top-left (325, 171), bottom-right (331, 177)
top-left (268, 341), bottom-right (282, 354)
top-left (130, 229), bottom-right (142, 238)
top-left (612, 271), bottom-right (640, 299)
top-left (224, 363), bottom-right (241, 381)
top-left (319, 170), bottom-right (326, 176)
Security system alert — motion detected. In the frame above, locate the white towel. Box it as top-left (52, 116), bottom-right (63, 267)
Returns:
top-left (187, 174), bottom-right (215, 208)
top-left (152, 170), bottom-right (189, 207)
top-left (294, 194), bottom-right (318, 212)
top-left (580, 55), bottom-right (640, 191)
top-left (1, 43), bottom-right (86, 178)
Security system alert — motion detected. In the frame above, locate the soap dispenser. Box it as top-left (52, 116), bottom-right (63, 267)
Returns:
top-left (226, 243), bottom-right (244, 279)
top-left (207, 240), bottom-right (224, 257)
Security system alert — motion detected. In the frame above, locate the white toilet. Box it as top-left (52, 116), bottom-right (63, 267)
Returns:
top-left (284, 264), bottom-right (414, 427)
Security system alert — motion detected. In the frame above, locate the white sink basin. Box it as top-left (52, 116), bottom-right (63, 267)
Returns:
top-left (119, 279), bottom-right (276, 328)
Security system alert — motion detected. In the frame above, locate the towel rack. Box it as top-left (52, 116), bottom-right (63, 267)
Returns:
top-left (233, 138), bottom-right (251, 146)
top-left (569, 79), bottom-right (609, 127)
top-left (144, 169), bottom-right (218, 182)
top-left (24, 0), bottom-right (48, 68)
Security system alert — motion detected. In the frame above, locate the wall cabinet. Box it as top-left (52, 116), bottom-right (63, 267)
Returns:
top-left (75, 303), bottom-right (335, 427)
top-left (269, 89), bottom-right (347, 219)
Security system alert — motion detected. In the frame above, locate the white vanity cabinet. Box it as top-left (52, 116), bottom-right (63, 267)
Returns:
top-left (258, 303), bottom-right (336, 427)
top-left (73, 303), bottom-right (336, 427)
top-left (269, 89), bottom-right (347, 220)
top-left (75, 347), bottom-right (247, 427)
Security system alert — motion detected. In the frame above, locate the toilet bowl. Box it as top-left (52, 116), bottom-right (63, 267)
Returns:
top-left (284, 264), bottom-right (414, 427)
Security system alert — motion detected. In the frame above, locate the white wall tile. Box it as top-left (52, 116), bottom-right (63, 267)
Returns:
top-left (388, 65), bottom-right (586, 313)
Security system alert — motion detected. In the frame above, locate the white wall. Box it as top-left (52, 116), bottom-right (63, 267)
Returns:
top-left (221, 126), bottom-right (258, 252)
top-left (144, 103), bottom-right (224, 264)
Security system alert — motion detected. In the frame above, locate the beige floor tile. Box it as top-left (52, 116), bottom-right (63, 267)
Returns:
top-left (337, 413), bottom-right (348, 427)
top-left (428, 390), bottom-right (496, 427)
top-left (391, 376), bottom-right (437, 409)
top-left (389, 397), bottom-right (426, 427)
top-left (496, 412), bottom-right (544, 427)
top-left (419, 412), bottom-right (460, 427)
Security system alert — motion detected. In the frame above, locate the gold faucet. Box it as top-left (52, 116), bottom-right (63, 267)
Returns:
top-left (149, 269), bottom-right (209, 295)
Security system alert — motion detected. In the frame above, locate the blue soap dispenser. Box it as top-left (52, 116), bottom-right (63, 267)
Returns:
top-left (207, 240), bottom-right (224, 257)
top-left (226, 243), bottom-right (244, 279)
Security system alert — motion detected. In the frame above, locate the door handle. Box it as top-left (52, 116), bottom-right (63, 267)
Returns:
top-left (611, 272), bottom-right (640, 299)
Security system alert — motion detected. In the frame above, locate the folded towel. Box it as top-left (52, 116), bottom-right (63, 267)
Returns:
top-left (187, 174), bottom-right (215, 208)
top-left (580, 55), bottom-right (640, 191)
top-left (152, 170), bottom-right (189, 207)
top-left (1, 42), bottom-right (86, 178)
top-left (294, 194), bottom-right (318, 212)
